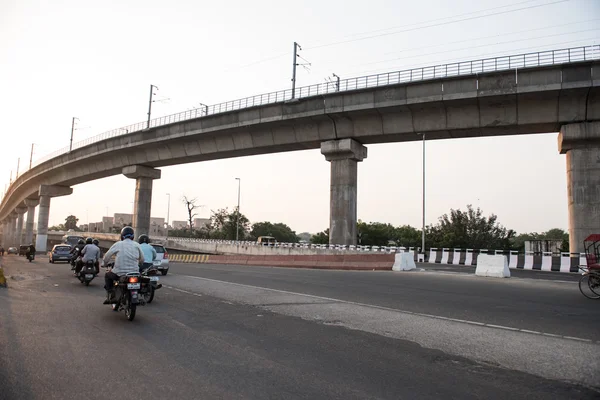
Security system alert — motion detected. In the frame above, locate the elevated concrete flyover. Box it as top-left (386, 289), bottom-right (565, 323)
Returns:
top-left (1, 45), bottom-right (599, 252)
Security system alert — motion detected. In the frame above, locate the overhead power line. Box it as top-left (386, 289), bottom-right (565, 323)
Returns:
top-left (304, 0), bottom-right (572, 50)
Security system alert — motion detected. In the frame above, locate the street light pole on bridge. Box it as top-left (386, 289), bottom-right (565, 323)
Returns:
top-left (147, 84), bottom-right (159, 129)
top-left (69, 117), bottom-right (79, 152)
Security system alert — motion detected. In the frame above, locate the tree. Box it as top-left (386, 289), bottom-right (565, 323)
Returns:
top-left (182, 196), bottom-right (202, 237)
top-left (250, 222), bottom-right (300, 243)
top-left (65, 215), bottom-right (79, 231)
top-left (393, 225), bottom-right (422, 248)
top-left (49, 224), bottom-right (66, 231)
top-left (511, 228), bottom-right (569, 252)
top-left (426, 205), bottom-right (515, 250)
top-left (209, 207), bottom-right (250, 240)
top-left (357, 220), bottom-right (396, 246)
top-left (310, 228), bottom-right (329, 244)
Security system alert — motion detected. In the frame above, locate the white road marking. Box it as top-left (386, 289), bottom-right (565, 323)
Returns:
top-left (165, 275), bottom-right (595, 344)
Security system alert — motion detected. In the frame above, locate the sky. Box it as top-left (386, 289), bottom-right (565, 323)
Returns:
top-left (1, 0), bottom-right (599, 235)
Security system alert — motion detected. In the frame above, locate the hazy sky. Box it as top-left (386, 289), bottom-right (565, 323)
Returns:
top-left (1, 0), bottom-right (599, 235)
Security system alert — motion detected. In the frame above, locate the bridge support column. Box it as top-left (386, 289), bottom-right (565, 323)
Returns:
top-left (15, 207), bottom-right (27, 246)
top-left (559, 122), bottom-right (600, 253)
top-left (123, 165), bottom-right (161, 237)
top-left (321, 139), bottom-right (368, 246)
top-left (24, 199), bottom-right (39, 245)
top-left (36, 185), bottom-right (73, 253)
top-left (8, 213), bottom-right (17, 247)
top-left (0, 221), bottom-right (6, 247)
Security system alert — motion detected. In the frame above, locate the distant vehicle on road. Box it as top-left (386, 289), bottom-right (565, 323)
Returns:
top-left (257, 236), bottom-right (277, 246)
top-left (151, 244), bottom-right (169, 275)
top-left (7, 247), bottom-right (18, 255)
top-left (19, 245), bottom-right (29, 256)
top-left (49, 244), bottom-right (73, 263)
top-left (62, 234), bottom-right (85, 248)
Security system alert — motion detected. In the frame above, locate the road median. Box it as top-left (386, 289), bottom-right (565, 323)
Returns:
top-left (170, 253), bottom-right (395, 270)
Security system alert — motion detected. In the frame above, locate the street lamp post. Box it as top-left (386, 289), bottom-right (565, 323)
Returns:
top-left (69, 117), bottom-right (79, 152)
top-left (417, 132), bottom-right (426, 260)
top-left (235, 178), bottom-right (241, 243)
top-left (166, 193), bottom-right (171, 239)
top-left (147, 84), bottom-right (158, 129)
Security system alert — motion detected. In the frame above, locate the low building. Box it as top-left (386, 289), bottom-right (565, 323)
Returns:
top-left (524, 239), bottom-right (564, 253)
top-left (172, 220), bottom-right (188, 230)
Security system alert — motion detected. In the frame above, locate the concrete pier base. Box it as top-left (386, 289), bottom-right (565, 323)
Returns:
top-left (24, 199), bottom-right (39, 245)
top-left (321, 139), bottom-right (368, 246)
top-left (35, 185), bottom-right (73, 252)
top-left (15, 207), bottom-right (27, 246)
top-left (123, 165), bottom-right (161, 237)
top-left (559, 122), bottom-right (600, 253)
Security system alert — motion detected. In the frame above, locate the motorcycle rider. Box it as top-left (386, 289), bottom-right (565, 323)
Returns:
top-left (26, 243), bottom-right (36, 260)
top-left (92, 239), bottom-right (102, 273)
top-left (78, 237), bottom-right (101, 275)
top-left (137, 234), bottom-right (157, 272)
top-left (102, 226), bottom-right (144, 304)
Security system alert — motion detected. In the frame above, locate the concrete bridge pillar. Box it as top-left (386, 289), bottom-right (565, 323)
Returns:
top-left (8, 213), bottom-right (17, 247)
top-left (24, 199), bottom-right (39, 245)
top-left (321, 139), bottom-right (368, 246)
top-left (36, 185), bottom-right (73, 253)
top-left (559, 122), bottom-right (600, 253)
top-left (0, 221), bottom-right (5, 247)
top-left (15, 206), bottom-right (27, 246)
top-left (123, 165), bottom-right (161, 237)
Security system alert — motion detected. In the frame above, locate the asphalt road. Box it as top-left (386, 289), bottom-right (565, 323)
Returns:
top-left (0, 255), bottom-right (598, 400)
top-left (169, 262), bottom-right (599, 340)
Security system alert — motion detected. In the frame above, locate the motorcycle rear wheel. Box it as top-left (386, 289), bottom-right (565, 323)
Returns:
top-left (126, 304), bottom-right (136, 321)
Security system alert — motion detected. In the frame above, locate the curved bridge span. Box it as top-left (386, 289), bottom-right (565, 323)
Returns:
top-left (1, 45), bottom-right (599, 253)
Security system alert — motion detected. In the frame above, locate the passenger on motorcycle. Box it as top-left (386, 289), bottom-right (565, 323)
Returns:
top-left (70, 239), bottom-right (86, 264)
top-left (79, 237), bottom-right (101, 274)
top-left (137, 234), bottom-right (157, 272)
top-left (102, 226), bottom-right (144, 304)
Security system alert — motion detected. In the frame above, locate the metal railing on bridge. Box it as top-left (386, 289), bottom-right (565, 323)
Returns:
top-left (27, 44), bottom-right (600, 171)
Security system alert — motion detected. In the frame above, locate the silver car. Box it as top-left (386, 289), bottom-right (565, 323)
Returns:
top-left (151, 244), bottom-right (169, 275)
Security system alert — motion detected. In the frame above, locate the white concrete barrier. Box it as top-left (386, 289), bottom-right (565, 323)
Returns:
top-left (392, 252), bottom-right (417, 271)
top-left (541, 251), bottom-right (553, 271)
top-left (475, 255), bottom-right (510, 278)
top-left (440, 248), bottom-right (450, 264)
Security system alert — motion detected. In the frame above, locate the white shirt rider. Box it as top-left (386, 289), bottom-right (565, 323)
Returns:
top-left (102, 238), bottom-right (144, 276)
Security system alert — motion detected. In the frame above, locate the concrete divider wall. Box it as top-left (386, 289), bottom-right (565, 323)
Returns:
top-left (169, 253), bottom-right (395, 270)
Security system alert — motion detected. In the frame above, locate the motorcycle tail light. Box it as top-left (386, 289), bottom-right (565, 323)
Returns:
top-left (128, 276), bottom-right (139, 283)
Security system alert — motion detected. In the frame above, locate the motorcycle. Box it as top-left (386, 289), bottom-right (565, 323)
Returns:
top-left (76, 260), bottom-right (97, 286)
top-left (139, 264), bottom-right (163, 304)
top-left (105, 261), bottom-right (149, 321)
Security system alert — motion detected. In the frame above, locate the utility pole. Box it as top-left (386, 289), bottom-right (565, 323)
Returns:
top-left (333, 73), bottom-right (340, 91)
top-left (199, 102), bottom-right (208, 116)
top-left (291, 42), bottom-right (301, 99)
top-left (235, 178), bottom-right (241, 243)
top-left (418, 133), bottom-right (426, 259)
top-left (147, 84), bottom-right (158, 129)
top-left (29, 143), bottom-right (34, 169)
top-left (166, 193), bottom-right (171, 239)
top-left (69, 117), bottom-right (78, 152)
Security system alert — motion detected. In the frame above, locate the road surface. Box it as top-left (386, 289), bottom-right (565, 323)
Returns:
top-left (0, 255), bottom-right (598, 399)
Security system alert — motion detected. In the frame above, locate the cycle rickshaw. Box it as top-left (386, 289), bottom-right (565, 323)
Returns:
top-left (579, 234), bottom-right (600, 299)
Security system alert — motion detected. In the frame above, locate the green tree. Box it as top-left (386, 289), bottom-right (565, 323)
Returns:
top-left (250, 222), bottom-right (300, 243)
top-left (209, 207), bottom-right (250, 240)
top-left (426, 205), bottom-right (514, 250)
top-left (65, 215), bottom-right (80, 231)
top-left (357, 220), bottom-right (396, 246)
top-left (310, 229), bottom-right (329, 244)
top-left (393, 225), bottom-right (422, 248)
